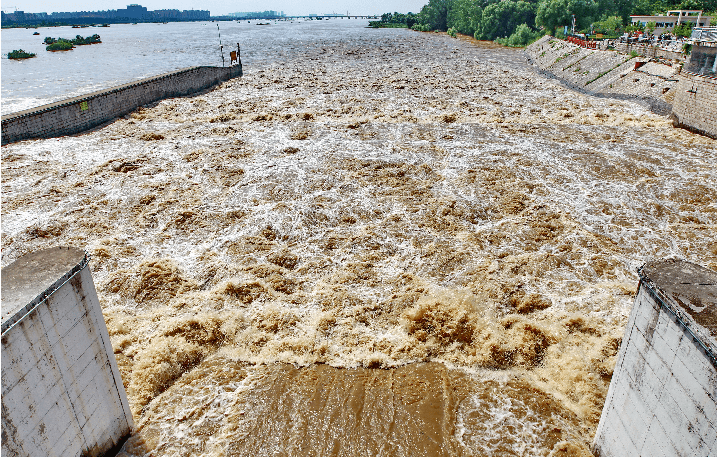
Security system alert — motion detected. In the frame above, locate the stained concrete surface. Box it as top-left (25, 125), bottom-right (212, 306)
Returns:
top-left (1, 246), bottom-right (86, 330)
top-left (640, 259), bottom-right (717, 342)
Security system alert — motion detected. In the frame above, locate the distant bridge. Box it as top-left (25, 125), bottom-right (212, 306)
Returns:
top-left (230, 15), bottom-right (380, 21)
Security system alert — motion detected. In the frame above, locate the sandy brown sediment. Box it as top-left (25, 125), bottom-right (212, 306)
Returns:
top-left (2, 29), bottom-right (716, 456)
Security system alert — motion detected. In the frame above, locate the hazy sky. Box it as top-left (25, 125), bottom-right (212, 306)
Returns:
top-left (9, 0), bottom-right (427, 16)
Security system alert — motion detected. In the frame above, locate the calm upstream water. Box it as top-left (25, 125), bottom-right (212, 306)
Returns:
top-left (1, 18), bottom-right (372, 115)
top-left (2, 18), bottom-right (716, 457)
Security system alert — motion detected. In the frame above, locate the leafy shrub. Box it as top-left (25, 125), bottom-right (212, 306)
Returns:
top-left (73, 34), bottom-right (102, 45)
top-left (494, 23), bottom-right (543, 47)
top-left (447, 27), bottom-right (457, 37)
top-left (47, 40), bottom-right (74, 51)
top-left (594, 16), bottom-right (624, 35)
top-left (45, 35), bottom-right (101, 51)
top-left (645, 21), bottom-right (656, 35)
top-left (412, 23), bottom-right (433, 32)
top-left (8, 49), bottom-right (36, 59)
top-left (673, 22), bottom-right (693, 38)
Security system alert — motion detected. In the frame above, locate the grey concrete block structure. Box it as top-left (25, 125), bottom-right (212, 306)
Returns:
top-left (671, 33), bottom-right (717, 139)
top-left (592, 259), bottom-right (716, 457)
top-left (2, 247), bottom-right (133, 457)
top-left (1, 64), bottom-right (243, 145)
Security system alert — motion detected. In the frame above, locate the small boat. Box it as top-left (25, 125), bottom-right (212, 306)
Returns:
top-left (33, 32), bottom-right (40, 35)
top-left (257, 22), bottom-right (270, 25)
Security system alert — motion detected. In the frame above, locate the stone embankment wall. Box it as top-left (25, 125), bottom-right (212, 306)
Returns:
top-left (613, 42), bottom-right (684, 61)
top-left (1, 65), bottom-right (242, 145)
top-left (671, 73), bottom-right (717, 138)
top-left (526, 36), bottom-right (680, 114)
top-left (592, 260), bottom-right (716, 457)
top-left (1, 247), bottom-right (134, 457)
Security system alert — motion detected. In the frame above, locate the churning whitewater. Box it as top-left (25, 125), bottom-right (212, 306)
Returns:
top-left (2, 28), bottom-right (716, 456)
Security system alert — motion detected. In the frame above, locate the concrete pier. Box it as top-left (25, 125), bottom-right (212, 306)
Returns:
top-left (592, 259), bottom-right (716, 456)
top-left (1, 65), bottom-right (243, 145)
top-left (1, 247), bottom-right (133, 457)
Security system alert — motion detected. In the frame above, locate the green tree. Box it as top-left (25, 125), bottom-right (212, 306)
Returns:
top-left (535, 0), bottom-right (597, 35)
top-left (418, 0), bottom-right (452, 31)
top-left (673, 21), bottom-right (694, 37)
top-left (594, 15), bottom-right (624, 34)
top-left (495, 22), bottom-right (544, 45)
top-left (629, 0), bottom-right (665, 16)
top-left (447, 0), bottom-right (483, 36)
top-left (678, 0), bottom-right (717, 11)
top-left (478, 0), bottom-right (537, 40)
top-left (596, 0), bottom-right (634, 24)
top-left (645, 20), bottom-right (656, 34)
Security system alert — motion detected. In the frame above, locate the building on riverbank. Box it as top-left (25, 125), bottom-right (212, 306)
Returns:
top-left (686, 27), bottom-right (717, 76)
top-left (630, 10), bottom-right (712, 35)
top-left (1, 4), bottom-right (209, 26)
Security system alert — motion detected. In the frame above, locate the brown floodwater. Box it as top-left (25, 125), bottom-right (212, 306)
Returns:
top-left (2, 28), bottom-right (715, 456)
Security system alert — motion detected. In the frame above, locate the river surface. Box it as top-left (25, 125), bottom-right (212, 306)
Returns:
top-left (1, 18), bottom-right (369, 115)
top-left (2, 21), bottom-right (716, 457)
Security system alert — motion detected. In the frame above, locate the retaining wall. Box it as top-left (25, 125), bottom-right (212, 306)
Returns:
top-left (1, 64), bottom-right (242, 145)
top-left (671, 72), bottom-right (717, 139)
top-left (592, 259), bottom-right (716, 457)
top-left (613, 42), bottom-right (685, 61)
top-left (526, 36), bottom-right (679, 115)
top-left (1, 247), bottom-right (134, 457)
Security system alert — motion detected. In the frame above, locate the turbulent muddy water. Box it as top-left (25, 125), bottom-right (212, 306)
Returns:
top-left (2, 26), bottom-right (716, 456)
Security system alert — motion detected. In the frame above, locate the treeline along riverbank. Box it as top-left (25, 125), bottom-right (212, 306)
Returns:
top-left (393, 0), bottom-right (716, 47)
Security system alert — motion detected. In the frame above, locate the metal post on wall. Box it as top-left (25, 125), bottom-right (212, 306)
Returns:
top-left (218, 24), bottom-right (225, 67)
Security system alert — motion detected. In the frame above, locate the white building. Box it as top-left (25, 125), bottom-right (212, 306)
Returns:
top-left (631, 10), bottom-right (712, 34)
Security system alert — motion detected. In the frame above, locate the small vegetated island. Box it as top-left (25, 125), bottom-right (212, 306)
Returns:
top-left (8, 49), bottom-right (37, 59)
top-left (45, 34), bottom-right (101, 51)
top-left (369, 12), bottom-right (418, 28)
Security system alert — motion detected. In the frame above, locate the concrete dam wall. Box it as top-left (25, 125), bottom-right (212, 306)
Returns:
top-left (526, 36), bottom-right (717, 138)
top-left (526, 36), bottom-right (680, 115)
top-left (671, 73), bottom-right (717, 139)
top-left (592, 259), bottom-right (716, 456)
top-left (1, 65), bottom-right (243, 146)
top-left (1, 247), bottom-right (133, 457)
